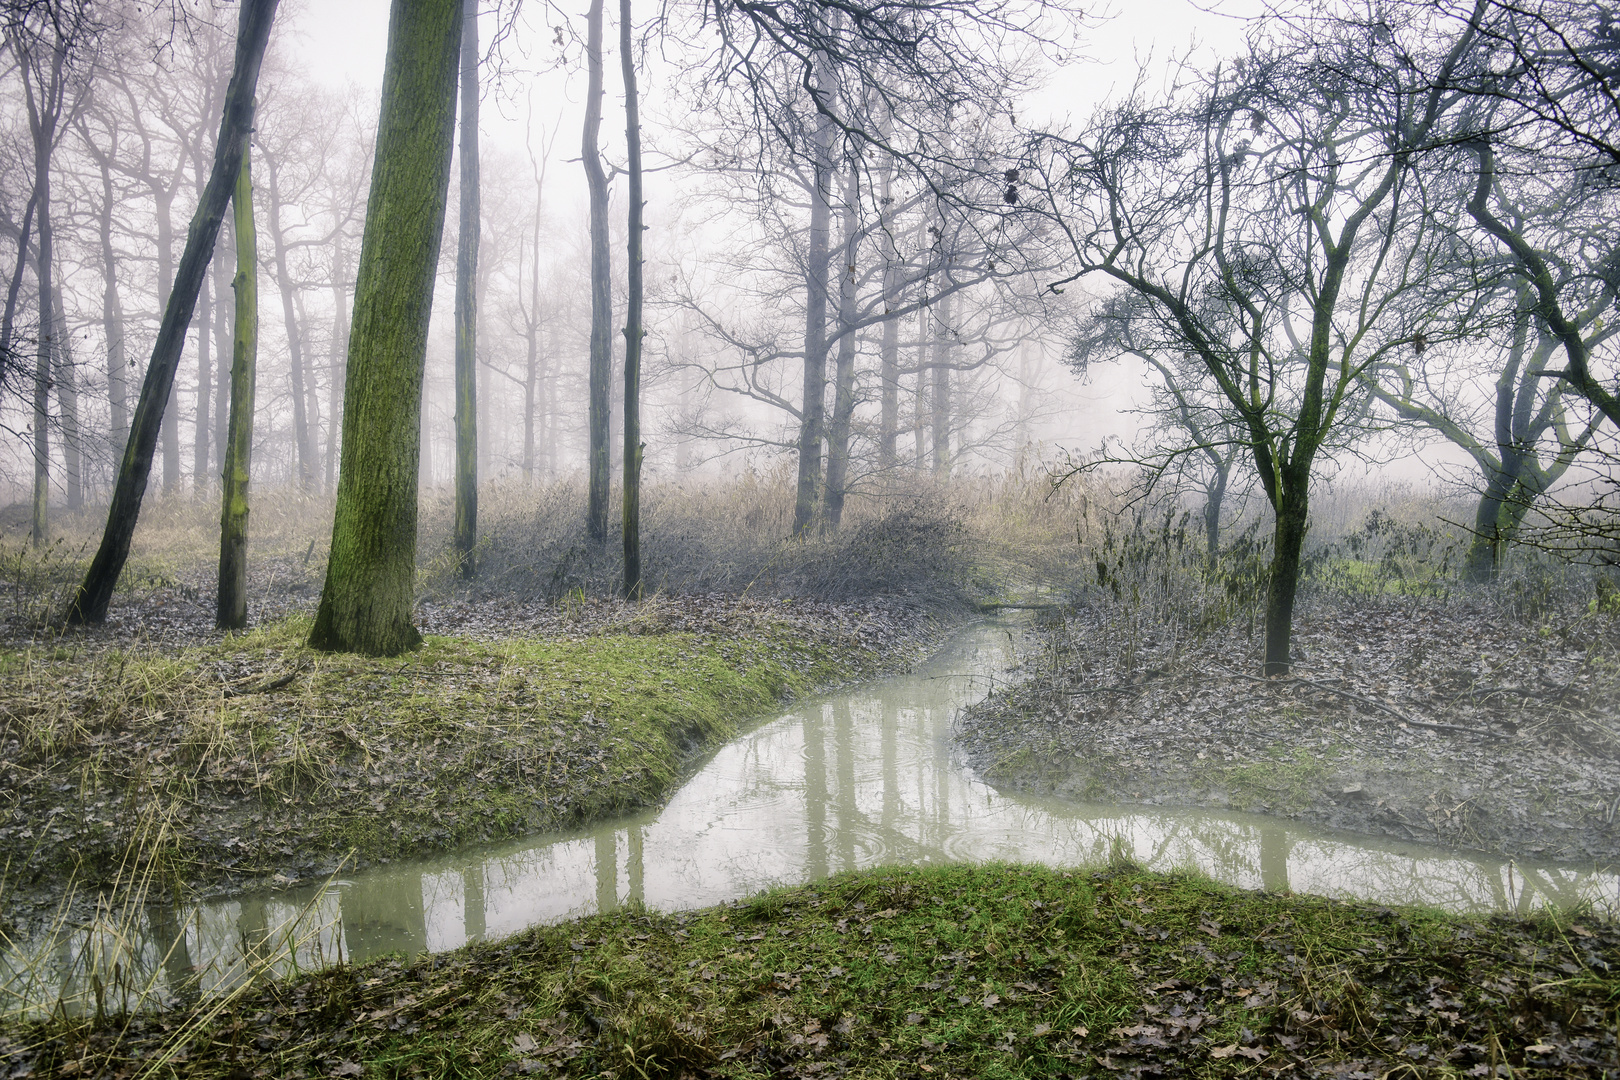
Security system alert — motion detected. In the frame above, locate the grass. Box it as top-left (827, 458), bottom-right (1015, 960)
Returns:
top-left (0, 599), bottom-right (936, 900)
top-left (5, 862), bottom-right (1616, 1078)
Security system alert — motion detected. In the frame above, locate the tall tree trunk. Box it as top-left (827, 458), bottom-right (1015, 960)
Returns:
top-left (53, 287), bottom-right (81, 510)
top-left (620, 0), bottom-right (644, 597)
top-left (582, 0), bottom-right (612, 541)
top-left (308, 0), bottom-right (462, 656)
top-left (93, 159), bottom-right (129, 451)
top-left (193, 269), bottom-right (212, 489)
top-left (522, 229), bottom-right (538, 482)
top-left (326, 240), bottom-right (349, 492)
top-left (453, 0), bottom-right (480, 577)
top-left (24, 41), bottom-right (61, 547)
top-left (1203, 454), bottom-right (1230, 558)
top-left (912, 301), bottom-right (927, 469)
top-left (823, 168), bottom-right (859, 530)
top-left (218, 135), bottom-right (257, 630)
top-left (877, 161), bottom-right (899, 475)
top-left (793, 110), bottom-right (834, 535)
top-left (930, 291), bottom-right (950, 477)
top-left (65, 0), bottom-right (279, 626)
top-left (265, 156), bottom-right (316, 491)
top-left (1263, 470), bottom-right (1310, 678)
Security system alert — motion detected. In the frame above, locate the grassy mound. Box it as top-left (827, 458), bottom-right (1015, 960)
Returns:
top-left (6, 863), bottom-right (1616, 1077)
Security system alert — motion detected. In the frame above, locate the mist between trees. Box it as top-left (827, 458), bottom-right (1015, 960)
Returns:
top-left (0, 0), bottom-right (1615, 664)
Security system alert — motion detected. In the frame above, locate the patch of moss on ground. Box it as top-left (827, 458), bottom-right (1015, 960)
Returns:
top-left (8, 863), bottom-right (1617, 1078)
top-left (0, 605), bottom-right (935, 899)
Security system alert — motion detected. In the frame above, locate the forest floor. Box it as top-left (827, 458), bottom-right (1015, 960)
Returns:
top-left (4, 861), bottom-right (1617, 1078)
top-left (959, 592), bottom-right (1620, 866)
top-left (0, 574), bottom-right (946, 929)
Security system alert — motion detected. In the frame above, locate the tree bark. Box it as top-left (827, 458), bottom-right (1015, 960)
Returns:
top-left (1263, 471), bottom-right (1310, 678)
top-left (308, 0), bottom-right (461, 656)
top-left (583, 0), bottom-right (612, 542)
top-left (218, 134), bottom-right (257, 630)
top-left (453, 0), bottom-right (480, 578)
top-left (823, 167), bottom-right (859, 530)
top-left (65, 0), bottom-right (279, 626)
top-left (877, 158), bottom-right (899, 475)
top-left (621, 0), bottom-right (645, 597)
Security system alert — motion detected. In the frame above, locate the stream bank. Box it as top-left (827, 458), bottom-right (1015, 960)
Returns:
top-left (5, 861), bottom-right (1616, 1079)
top-left (0, 594), bottom-right (946, 916)
top-left (959, 594), bottom-right (1620, 866)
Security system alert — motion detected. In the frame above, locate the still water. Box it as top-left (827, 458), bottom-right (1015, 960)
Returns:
top-left (4, 620), bottom-right (1615, 1015)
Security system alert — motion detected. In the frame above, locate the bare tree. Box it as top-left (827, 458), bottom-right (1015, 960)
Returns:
top-left (1040, 12), bottom-right (1479, 675)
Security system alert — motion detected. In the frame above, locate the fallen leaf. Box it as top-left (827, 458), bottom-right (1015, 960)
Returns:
top-left (332, 1063), bottom-right (364, 1078)
top-left (1211, 1044), bottom-right (1240, 1059)
top-left (1524, 1043), bottom-right (1556, 1053)
top-left (512, 1032), bottom-right (538, 1053)
top-left (981, 993), bottom-right (1001, 1008)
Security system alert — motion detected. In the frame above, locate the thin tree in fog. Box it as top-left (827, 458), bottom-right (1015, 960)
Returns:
top-left (620, 0), bottom-right (645, 597)
top-left (66, 0), bottom-right (277, 626)
top-left (217, 120), bottom-right (256, 630)
top-left (453, 0), bottom-right (480, 577)
top-left (582, 0), bottom-right (613, 542)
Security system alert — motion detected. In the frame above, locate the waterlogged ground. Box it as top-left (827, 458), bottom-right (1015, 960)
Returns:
top-left (0, 594), bottom-right (940, 911)
top-left (961, 594), bottom-right (1620, 865)
top-left (4, 862), bottom-right (1617, 1079)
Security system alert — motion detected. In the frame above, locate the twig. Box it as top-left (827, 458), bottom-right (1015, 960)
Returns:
top-left (223, 664), bottom-right (306, 698)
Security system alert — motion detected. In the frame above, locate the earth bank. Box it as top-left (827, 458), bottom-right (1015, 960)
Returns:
top-left (958, 594), bottom-right (1620, 867)
top-left (0, 593), bottom-right (945, 922)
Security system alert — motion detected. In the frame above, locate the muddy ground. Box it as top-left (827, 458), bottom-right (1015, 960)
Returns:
top-left (959, 594), bottom-right (1620, 868)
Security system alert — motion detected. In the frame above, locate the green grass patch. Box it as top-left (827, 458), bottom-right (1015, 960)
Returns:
top-left (9, 863), bottom-right (1617, 1078)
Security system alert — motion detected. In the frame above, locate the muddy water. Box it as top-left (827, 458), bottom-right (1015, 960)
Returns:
top-left (5, 620), bottom-right (1615, 1015)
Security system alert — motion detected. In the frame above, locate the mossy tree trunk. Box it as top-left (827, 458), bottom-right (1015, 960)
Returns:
top-left (65, 0), bottom-right (279, 626)
top-left (620, 0), bottom-right (645, 598)
top-left (218, 133), bottom-right (257, 631)
top-left (308, 0), bottom-right (462, 657)
top-left (452, 0), bottom-right (480, 578)
top-left (583, 0), bottom-right (612, 543)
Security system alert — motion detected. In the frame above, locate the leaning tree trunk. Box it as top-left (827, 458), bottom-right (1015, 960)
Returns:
top-left (582, 0), bottom-right (612, 542)
top-left (452, 0), bottom-right (480, 578)
top-left (218, 133), bottom-right (257, 630)
top-left (620, 0), bottom-right (645, 597)
top-left (65, 0), bottom-right (279, 626)
top-left (308, 0), bottom-right (462, 656)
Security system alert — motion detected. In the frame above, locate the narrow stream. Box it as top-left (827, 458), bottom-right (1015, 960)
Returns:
top-left (5, 619), bottom-right (1616, 1016)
